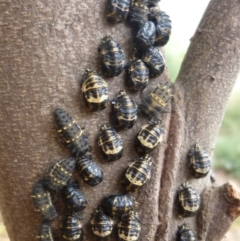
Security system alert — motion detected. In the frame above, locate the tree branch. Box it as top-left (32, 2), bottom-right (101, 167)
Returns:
top-left (158, 0), bottom-right (240, 240)
top-left (0, 0), bottom-right (240, 241)
top-left (197, 182), bottom-right (240, 241)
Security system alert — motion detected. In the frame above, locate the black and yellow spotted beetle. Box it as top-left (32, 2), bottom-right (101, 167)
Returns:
top-left (135, 120), bottom-right (164, 155)
top-left (140, 81), bottom-right (173, 118)
top-left (37, 222), bottom-right (54, 241)
top-left (78, 153), bottom-right (104, 186)
top-left (101, 194), bottom-right (136, 217)
top-left (45, 157), bottom-right (76, 191)
top-left (105, 0), bottom-right (131, 23)
top-left (90, 209), bottom-right (114, 239)
top-left (148, 5), bottom-right (160, 19)
top-left (81, 69), bottom-right (109, 111)
top-left (98, 36), bottom-right (125, 77)
top-left (124, 154), bottom-right (152, 192)
top-left (178, 182), bottom-right (200, 217)
top-left (141, 46), bottom-right (165, 78)
top-left (31, 179), bottom-right (57, 221)
top-left (134, 20), bottom-right (156, 50)
top-left (125, 58), bottom-right (149, 91)
top-left (62, 183), bottom-right (87, 211)
top-left (188, 144), bottom-right (211, 178)
top-left (62, 212), bottom-right (83, 241)
top-left (117, 211), bottom-right (141, 241)
top-left (98, 125), bottom-right (123, 161)
top-left (111, 90), bottom-right (138, 129)
top-left (177, 223), bottom-right (196, 241)
top-left (129, 0), bottom-right (148, 24)
top-left (154, 11), bottom-right (172, 47)
top-left (54, 108), bottom-right (90, 157)
top-left (148, 6), bottom-right (172, 47)
top-left (147, 0), bottom-right (161, 6)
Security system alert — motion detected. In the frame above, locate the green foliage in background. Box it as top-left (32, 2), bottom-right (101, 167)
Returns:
top-left (165, 40), bottom-right (240, 180)
top-left (166, 50), bottom-right (240, 179)
top-left (164, 47), bottom-right (185, 81)
top-left (214, 92), bottom-right (240, 179)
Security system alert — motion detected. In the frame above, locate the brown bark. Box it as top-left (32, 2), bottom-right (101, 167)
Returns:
top-left (0, 0), bottom-right (240, 241)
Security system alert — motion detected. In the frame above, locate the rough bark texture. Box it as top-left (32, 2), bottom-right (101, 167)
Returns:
top-left (0, 0), bottom-right (240, 241)
top-left (158, 0), bottom-right (240, 240)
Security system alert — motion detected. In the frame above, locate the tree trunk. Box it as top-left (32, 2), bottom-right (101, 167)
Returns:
top-left (0, 0), bottom-right (240, 241)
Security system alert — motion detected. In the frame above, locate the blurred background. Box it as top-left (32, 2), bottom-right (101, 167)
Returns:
top-left (0, 0), bottom-right (239, 240)
top-left (163, 0), bottom-right (240, 240)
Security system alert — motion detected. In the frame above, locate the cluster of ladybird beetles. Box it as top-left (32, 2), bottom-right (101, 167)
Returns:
top-left (31, 0), bottom-right (213, 241)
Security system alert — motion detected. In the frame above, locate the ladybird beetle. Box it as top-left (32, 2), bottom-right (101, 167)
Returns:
top-left (188, 144), bottom-right (211, 178)
top-left (90, 209), bottom-right (114, 239)
top-left (31, 179), bottom-right (57, 221)
top-left (177, 223), bottom-right (196, 241)
top-left (154, 12), bottom-right (171, 47)
top-left (37, 222), bottom-right (54, 241)
top-left (148, 5), bottom-right (160, 21)
top-left (129, 0), bottom-right (148, 24)
top-left (62, 212), bottom-right (83, 241)
top-left (117, 211), bottom-right (141, 241)
top-left (98, 36), bottom-right (125, 77)
top-left (101, 194), bottom-right (136, 217)
top-left (149, 7), bottom-right (172, 47)
top-left (45, 158), bottom-right (76, 191)
top-left (141, 46), bottom-right (165, 77)
top-left (124, 154), bottom-right (152, 192)
top-left (62, 183), bottom-right (87, 211)
top-left (147, 0), bottom-right (160, 6)
top-left (106, 0), bottom-right (131, 23)
top-left (134, 21), bottom-right (156, 50)
top-left (178, 182), bottom-right (200, 217)
top-left (98, 125), bottom-right (123, 161)
top-left (112, 90), bottom-right (138, 129)
top-left (135, 120), bottom-right (164, 155)
top-left (78, 153), bottom-right (103, 186)
top-left (54, 108), bottom-right (90, 157)
top-left (81, 69), bottom-right (109, 111)
top-left (140, 81), bottom-right (173, 117)
top-left (125, 58), bottom-right (149, 91)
